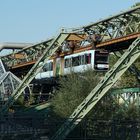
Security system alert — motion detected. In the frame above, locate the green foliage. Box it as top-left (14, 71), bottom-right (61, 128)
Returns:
top-left (88, 95), bottom-right (120, 119)
top-left (109, 53), bottom-right (118, 67)
top-left (119, 71), bottom-right (137, 87)
top-left (117, 57), bottom-right (140, 87)
top-left (109, 54), bottom-right (140, 88)
top-left (16, 95), bottom-right (24, 105)
top-left (94, 97), bottom-right (140, 120)
top-left (51, 70), bottom-right (105, 118)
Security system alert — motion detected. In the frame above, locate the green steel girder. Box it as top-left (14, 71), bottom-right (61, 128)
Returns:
top-left (0, 33), bottom-right (70, 115)
top-left (82, 6), bottom-right (140, 41)
top-left (51, 37), bottom-right (140, 140)
top-left (128, 64), bottom-right (140, 82)
top-left (110, 87), bottom-right (140, 106)
top-left (1, 38), bottom-right (53, 68)
top-left (114, 50), bottom-right (140, 83)
top-left (0, 60), bottom-right (22, 105)
top-left (63, 6), bottom-right (140, 48)
top-left (111, 87), bottom-right (140, 94)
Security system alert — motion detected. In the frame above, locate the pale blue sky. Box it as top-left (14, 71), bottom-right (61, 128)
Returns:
top-left (0, 0), bottom-right (139, 43)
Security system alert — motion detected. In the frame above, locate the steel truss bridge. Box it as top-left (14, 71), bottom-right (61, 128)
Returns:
top-left (0, 5), bottom-right (140, 140)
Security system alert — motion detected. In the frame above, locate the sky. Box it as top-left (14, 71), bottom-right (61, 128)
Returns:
top-left (0, 0), bottom-right (140, 44)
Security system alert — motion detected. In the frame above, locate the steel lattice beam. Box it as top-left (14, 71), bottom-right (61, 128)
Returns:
top-left (51, 37), bottom-right (140, 140)
top-left (0, 33), bottom-right (70, 115)
top-left (114, 50), bottom-right (140, 83)
top-left (110, 87), bottom-right (140, 106)
top-left (71, 6), bottom-right (140, 41)
top-left (1, 34), bottom-right (85, 69)
top-left (0, 38), bottom-right (53, 68)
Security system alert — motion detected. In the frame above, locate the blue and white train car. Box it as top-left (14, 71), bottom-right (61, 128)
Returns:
top-left (64, 50), bottom-right (109, 74)
top-left (35, 50), bottom-right (109, 79)
top-left (35, 60), bottom-right (53, 79)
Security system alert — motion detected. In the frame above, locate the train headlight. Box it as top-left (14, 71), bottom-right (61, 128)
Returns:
top-left (97, 64), bottom-right (109, 69)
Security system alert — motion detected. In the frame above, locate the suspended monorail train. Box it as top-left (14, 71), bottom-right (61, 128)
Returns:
top-left (35, 50), bottom-right (109, 79)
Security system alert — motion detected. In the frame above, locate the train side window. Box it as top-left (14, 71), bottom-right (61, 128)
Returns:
top-left (80, 55), bottom-right (85, 65)
top-left (65, 58), bottom-right (71, 68)
top-left (50, 62), bottom-right (53, 71)
top-left (43, 63), bottom-right (48, 71)
top-left (72, 56), bottom-right (80, 66)
top-left (43, 62), bottom-right (53, 71)
top-left (85, 53), bottom-right (91, 64)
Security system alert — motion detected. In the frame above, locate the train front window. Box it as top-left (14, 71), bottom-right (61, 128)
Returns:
top-left (95, 55), bottom-right (108, 63)
top-left (80, 55), bottom-right (85, 65)
top-left (65, 58), bottom-right (71, 68)
top-left (95, 51), bottom-right (109, 63)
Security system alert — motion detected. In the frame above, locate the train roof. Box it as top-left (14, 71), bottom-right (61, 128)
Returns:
top-left (64, 50), bottom-right (95, 59)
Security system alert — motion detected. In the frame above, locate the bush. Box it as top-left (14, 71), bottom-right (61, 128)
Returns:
top-left (51, 69), bottom-right (105, 118)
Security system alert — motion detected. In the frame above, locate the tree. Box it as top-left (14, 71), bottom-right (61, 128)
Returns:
top-left (51, 70), bottom-right (104, 118)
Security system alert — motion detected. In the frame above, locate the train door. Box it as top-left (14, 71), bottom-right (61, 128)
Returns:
top-left (55, 58), bottom-right (62, 76)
